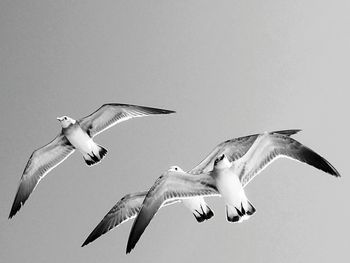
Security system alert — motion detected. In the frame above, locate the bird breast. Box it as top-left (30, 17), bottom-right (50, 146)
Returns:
top-left (215, 168), bottom-right (244, 205)
top-left (63, 124), bottom-right (94, 153)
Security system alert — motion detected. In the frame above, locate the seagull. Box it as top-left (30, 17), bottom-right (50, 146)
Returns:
top-left (9, 103), bottom-right (175, 218)
top-left (126, 131), bottom-right (340, 253)
top-left (81, 129), bottom-right (301, 247)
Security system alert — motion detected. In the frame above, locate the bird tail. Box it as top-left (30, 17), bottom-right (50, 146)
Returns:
top-left (226, 200), bottom-right (256, 223)
top-left (83, 144), bottom-right (108, 166)
top-left (193, 204), bottom-right (214, 223)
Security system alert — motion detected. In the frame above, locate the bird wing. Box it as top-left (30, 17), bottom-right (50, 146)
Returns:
top-left (9, 134), bottom-right (75, 218)
top-left (126, 170), bottom-right (218, 253)
top-left (82, 191), bottom-right (180, 247)
top-left (190, 129), bottom-right (301, 174)
top-left (237, 132), bottom-right (340, 187)
top-left (82, 191), bottom-right (147, 247)
top-left (82, 191), bottom-right (179, 247)
top-left (78, 103), bottom-right (175, 137)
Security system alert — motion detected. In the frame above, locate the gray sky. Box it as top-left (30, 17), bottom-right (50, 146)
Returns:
top-left (0, 1), bottom-right (348, 262)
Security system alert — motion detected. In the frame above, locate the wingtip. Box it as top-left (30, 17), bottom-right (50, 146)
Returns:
top-left (150, 107), bottom-right (176, 115)
top-left (81, 240), bottom-right (88, 247)
top-left (298, 145), bottom-right (341, 178)
top-left (8, 210), bottom-right (14, 219)
top-left (331, 168), bottom-right (341, 178)
top-left (161, 109), bottom-right (176, 114)
top-left (81, 231), bottom-right (98, 247)
top-left (272, 129), bottom-right (302, 137)
top-left (126, 232), bottom-right (138, 254)
top-left (126, 244), bottom-right (133, 254)
top-left (8, 202), bottom-right (20, 219)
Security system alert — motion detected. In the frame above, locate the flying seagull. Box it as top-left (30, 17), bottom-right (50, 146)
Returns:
top-left (126, 131), bottom-right (340, 253)
top-left (9, 103), bottom-right (175, 219)
top-left (82, 129), bottom-right (300, 246)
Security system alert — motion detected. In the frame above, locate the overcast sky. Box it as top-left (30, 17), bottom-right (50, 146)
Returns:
top-left (0, 1), bottom-right (348, 262)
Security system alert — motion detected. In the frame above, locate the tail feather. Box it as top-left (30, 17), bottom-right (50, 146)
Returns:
top-left (83, 145), bottom-right (108, 166)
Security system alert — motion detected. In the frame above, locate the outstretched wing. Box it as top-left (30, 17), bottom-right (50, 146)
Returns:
top-left (9, 134), bottom-right (75, 218)
top-left (126, 170), bottom-right (218, 253)
top-left (237, 132), bottom-right (340, 187)
top-left (82, 191), bottom-right (147, 247)
top-left (190, 129), bottom-right (301, 174)
top-left (78, 103), bottom-right (175, 137)
top-left (82, 191), bottom-right (179, 247)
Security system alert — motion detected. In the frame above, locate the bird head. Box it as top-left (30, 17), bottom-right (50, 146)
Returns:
top-left (57, 116), bottom-right (76, 128)
top-left (213, 154), bottom-right (231, 169)
top-left (168, 166), bottom-right (184, 172)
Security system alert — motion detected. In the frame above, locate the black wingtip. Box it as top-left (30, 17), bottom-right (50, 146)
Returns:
top-left (126, 242), bottom-right (134, 254)
top-left (81, 230), bottom-right (98, 247)
top-left (8, 212), bottom-right (16, 219)
top-left (126, 230), bottom-right (138, 254)
top-left (8, 212), bottom-right (15, 219)
top-left (145, 106), bottom-right (176, 115)
top-left (272, 129), bottom-right (302, 137)
top-left (8, 208), bottom-right (16, 219)
top-left (81, 240), bottom-right (89, 247)
top-left (295, 144), bottom-right (341, 178)
top-left (156, 109), bottom-right (176, 114)
top-left (329, 166), bottom-right (341, 178)
top-left (129, 104), bottom-right (176, 115)
top-left (81, 224), bottom-right (103, 247)
top-left (8, 194), bottom-right (24, 219)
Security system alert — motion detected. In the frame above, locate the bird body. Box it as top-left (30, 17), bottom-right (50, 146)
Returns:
top-left (60, 117), bottom-right (107, 166)
top-left (213, 155), bottom-right (256, 222)
top-left (62, 120), bottom-right (91, 153)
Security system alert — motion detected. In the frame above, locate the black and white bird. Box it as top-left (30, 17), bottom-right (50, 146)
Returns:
top-left (126, 131), bottom-right (340, 253)
top-left (82, 129), bottom-right (301, 247)
top-left (9, 103), bottom-right (175, 218)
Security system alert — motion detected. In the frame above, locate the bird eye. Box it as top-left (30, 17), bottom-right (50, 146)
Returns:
top-left (175, 167), bottom-right (178, 171)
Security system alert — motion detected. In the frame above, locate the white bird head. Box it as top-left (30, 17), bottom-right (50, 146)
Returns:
top-left (213, 154), bottom-right (231, 169)
top-left (57, 116), bottom-right (76, 128)
top-left (168, 165), bottom-right (184, 172)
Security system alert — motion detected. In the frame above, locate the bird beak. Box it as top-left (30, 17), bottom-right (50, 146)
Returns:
top-left (57, 117), bottom-right (63, 121)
